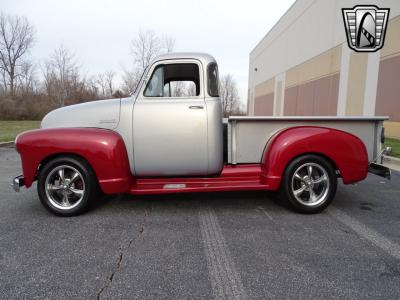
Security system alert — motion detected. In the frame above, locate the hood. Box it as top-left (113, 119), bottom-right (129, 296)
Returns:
top-left (41, 98), bottom-right (122, 130)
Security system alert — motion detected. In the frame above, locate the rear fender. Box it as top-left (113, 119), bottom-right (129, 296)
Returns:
top-left (261, 126), bottom-right (369, 190)
top-left (15, 128), bottom-right (132, 194)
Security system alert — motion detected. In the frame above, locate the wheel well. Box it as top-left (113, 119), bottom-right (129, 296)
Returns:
top-left (37, 153), bottom-right (94, 176)
top-left (287, 152), bottom-right (340, 177)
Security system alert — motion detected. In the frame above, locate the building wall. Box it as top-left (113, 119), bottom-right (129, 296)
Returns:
top-left (248, 0), bottom-right (400, 138)
top-left (284, 45), bottom-right (341, 116)
top-left (345, 52), bottom-right (369, 116)
top-left (253, 78), bottom-right (274, 116)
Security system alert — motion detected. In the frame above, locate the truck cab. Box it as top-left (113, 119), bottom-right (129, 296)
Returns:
top-left (131, 53), bottom-right (223, 176)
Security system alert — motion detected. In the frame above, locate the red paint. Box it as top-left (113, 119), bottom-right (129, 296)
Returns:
top-left (15, 126), bottom-right (369, 197)
top-left (261, 126), bottom-right (368, 190)
top-left (129, 164), bottom-right (268, 195)
top-left (15, 128), bottom-right (132, 194)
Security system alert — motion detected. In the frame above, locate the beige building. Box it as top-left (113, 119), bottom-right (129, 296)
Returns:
top-left (248, 0), bottom-right (400, 138)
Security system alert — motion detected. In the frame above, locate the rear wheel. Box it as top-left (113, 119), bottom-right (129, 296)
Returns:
top-left (37, 156), bottom-right (99, 216)
top-left (281, 154), bottom-right (337, 213)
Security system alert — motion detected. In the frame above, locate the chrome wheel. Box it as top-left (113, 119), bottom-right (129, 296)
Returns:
top-left (44, 165), bottom-right (86, 210)
top-left (291, 162), bottom-right (329, 207)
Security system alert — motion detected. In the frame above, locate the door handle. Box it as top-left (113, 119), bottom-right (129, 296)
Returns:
top-left (189, 105), bottom-right (204, 109)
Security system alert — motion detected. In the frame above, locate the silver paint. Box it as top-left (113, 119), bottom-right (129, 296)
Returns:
top-left (41, 98), bottom-right (122, 130)
top-left (133, 58), bottom-right (209, 176)
top-left (227, 116), bottom-right (388, 164)
top-left (205, 97), bottom-right (223, 175)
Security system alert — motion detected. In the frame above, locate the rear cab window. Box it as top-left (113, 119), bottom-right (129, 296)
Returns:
top-left (207, 62), bottom-right (219, 97)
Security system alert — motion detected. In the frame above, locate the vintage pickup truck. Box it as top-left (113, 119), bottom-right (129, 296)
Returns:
top-left (13, 52), bottom-right (391, 216)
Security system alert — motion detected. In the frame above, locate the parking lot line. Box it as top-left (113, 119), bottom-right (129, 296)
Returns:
top-left (328, 206), bottom-right (400, 260)
top-left (199, 207), bottom-right (248, 300)
top-left (258, 205), bottom-right (274, 222)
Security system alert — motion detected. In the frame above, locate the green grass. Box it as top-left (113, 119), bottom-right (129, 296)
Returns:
top-left (0, 121), bottom-right (41, 142)
top-left (384, 137), bottom-right (400, 158)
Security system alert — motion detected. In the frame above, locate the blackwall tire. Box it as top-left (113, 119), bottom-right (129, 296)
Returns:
top-left (37, 156), bottom-right (99, 216)
top-left (281, 154), bottom-right (337, 214)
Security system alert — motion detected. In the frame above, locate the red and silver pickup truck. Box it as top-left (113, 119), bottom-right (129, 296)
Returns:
top-left (13, 52), bottom-right (391, 216)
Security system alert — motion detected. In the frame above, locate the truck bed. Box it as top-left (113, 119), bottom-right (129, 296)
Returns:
top-left (227, 116), bottom-right (388, 164)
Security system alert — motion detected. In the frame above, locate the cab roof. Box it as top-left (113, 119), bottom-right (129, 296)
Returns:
top-left (151, 52), bottom-right (217, 67)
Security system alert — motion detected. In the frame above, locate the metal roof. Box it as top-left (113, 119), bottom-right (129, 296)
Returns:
top-left (151, 52), bottom-right (217, 66)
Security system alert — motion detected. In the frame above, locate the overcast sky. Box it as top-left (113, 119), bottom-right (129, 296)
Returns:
top-left (2, 0), bottom-right (295, 103)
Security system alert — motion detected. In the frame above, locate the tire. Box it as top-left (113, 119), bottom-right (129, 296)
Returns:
top-left (37, 156), bottom-right (99, 216)
top-left (281, 154), bottom-right (337, 214)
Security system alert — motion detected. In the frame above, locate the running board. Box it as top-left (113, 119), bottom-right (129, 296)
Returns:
top-left (129, 180), bottom-right (268, 195)
top-left (128, 164), bottom-right (269, 195)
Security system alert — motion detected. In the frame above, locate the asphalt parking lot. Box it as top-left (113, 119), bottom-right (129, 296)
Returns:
top-left (1, 147), bottom-right (400, 299)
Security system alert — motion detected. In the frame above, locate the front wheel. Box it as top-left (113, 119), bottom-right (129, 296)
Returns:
top-left (281, 154), bottom-right (337, 213)
top-left (37, 156), bottom-right (99, 216)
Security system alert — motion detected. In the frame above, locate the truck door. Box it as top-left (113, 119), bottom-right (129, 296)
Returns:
top-left (133, 60), bottom-right (208, 176)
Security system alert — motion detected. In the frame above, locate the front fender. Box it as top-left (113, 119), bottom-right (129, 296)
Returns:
top-left (261, 126), bottom-right (368, 189)
top-left (15, 128), bottom-right (132, 194)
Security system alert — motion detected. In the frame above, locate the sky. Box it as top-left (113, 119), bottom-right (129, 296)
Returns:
top-left (2, 0), bottom-right (296, 103)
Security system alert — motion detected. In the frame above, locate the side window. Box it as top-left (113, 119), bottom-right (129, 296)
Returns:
top-left (144, 65), bottom-right (164, 97)
top-left (207, 63), bottom-right (219, 97)
top-left (164, 81), bottom-right (197, 97)
top-left (144, 63), bottom-right (200, 98)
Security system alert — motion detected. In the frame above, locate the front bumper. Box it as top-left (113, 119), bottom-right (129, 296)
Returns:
top-left (12, 175), bottom-right (25, 192)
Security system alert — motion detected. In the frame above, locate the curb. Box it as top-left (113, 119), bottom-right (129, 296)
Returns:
top-left (383, 155), bottom-right (400, 163)
top-left (383, 155), bottom-right (400, 172)
top-left (0, 141), bottom-right (14, 148)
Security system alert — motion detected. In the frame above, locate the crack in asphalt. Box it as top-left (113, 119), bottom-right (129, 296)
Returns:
top-left (96, 208), bottom-right (150, 300)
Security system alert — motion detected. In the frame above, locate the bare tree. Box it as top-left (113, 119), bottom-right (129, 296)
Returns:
top-left (104, 70), bottom-right (115, 97)
top-left (130, 29), bottom-right (161, 71)
top-left (219, 74), bottom-right (243, 117)
top-left (44, 45), bottom-right (78, 106)
top-left (17, 60), bottom-right (36, 95)
top-left (0, 13), bottom-right (35, 97)
top-left (121, 68), bottom-right (142, 95)
top-left (96, 73), bottom-right (107, 97)
top-left (42, 60), bottom-right (57, 101)
top-left (168, 81), bottom-right (196, 97)
top-left (86, 76), bottom-right (99, 98)
top-left (95, 70), bottom-right (115, 98)
top-left (0, 66), bottom-right (7, 95)
top-left (124, 30), bottom-right (175, 96)
top-left (162, 35), bottom-right (175, 53)
top-left (130, 29), bottom-right (175, 71)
